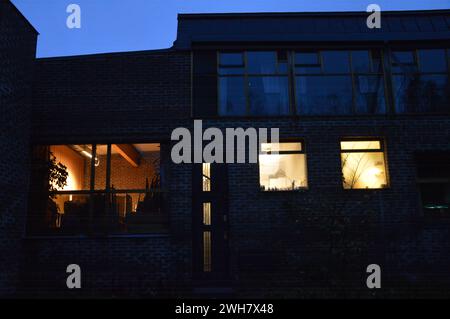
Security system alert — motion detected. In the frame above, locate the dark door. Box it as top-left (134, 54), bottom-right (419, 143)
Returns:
top-left (192, 163), bottom-right (229, 279)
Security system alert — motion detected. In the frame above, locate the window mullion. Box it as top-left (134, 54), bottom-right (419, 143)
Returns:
top-left (244, 52), bottom-right (250, 115)
top-left (349, 51), bottom-right (357, 114)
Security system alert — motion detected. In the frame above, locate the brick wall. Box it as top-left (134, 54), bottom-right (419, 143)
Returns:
top-left (91, 152), bottom-right (159, 190)
top-left (32, 50), bottom-right (191, 143)
top-left (195, 117), bottom-right (450, 297)
top-left (18, 6), bottom-right (450, 298)
top-left (24, 48), bottom-right (194, 297)
top-left (0, 0), bottom-right (37, 296)
top-left (28, 48), bottom-right (450, 297)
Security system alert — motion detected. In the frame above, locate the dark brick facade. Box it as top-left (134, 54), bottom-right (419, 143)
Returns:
top-left (26, 50), bottom-right (194, 297)
top-left (1, 1), bottom-right (450, 298)
top-left (0, 0), bottom-right (37, 296)
top-left (32, 49), bottom-right (191, 143)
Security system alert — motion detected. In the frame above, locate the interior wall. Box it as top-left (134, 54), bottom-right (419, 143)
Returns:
top-left (50, 145), bottom-right (86, 190)
top-left (50, 145), bottom-right (86, 211)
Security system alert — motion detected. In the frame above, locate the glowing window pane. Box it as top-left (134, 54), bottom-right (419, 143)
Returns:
top-left (202, 163), bottom-right (211, 192)
top-left (203, 202), bottom-right (211, 226)
top-left (203, 231), bottom-right (212, 272)
top-left (259, 153), bottom-right (308, 191)
top-left (340, 141), bottom-right (381, 150)
top-left (261, 142), bottom-right (302, 153)
top-left (49, 145), bottom-right (92, 191)
top-left (341, 151), bottom-right (388, 189)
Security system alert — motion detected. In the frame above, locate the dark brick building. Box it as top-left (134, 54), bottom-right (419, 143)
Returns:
top-left (1, 0), bottom-right (450, 297)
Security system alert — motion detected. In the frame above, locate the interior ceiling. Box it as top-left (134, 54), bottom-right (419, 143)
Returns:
top-left (134, 143), bottom-right (160, 153)
top-left (95, 144), bottom-right (160, 155)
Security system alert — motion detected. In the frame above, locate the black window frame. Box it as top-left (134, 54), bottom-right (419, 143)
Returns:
top-left (293, 49), bottom-right (388, 115)
top-left (26, 143), bottom-right (168, 237)
top-left (258, 140), bottom-right (308, 192)
top-left (339, 138), bottom-right (390, 190)
top-left (415, 152), bottom-right (450, 218)
top-left (389, 47), bottom-right (450, 114)
top-left (212, 46), bottom-right (450, 118)
top-left (218, 50), bottom-right (293, 117)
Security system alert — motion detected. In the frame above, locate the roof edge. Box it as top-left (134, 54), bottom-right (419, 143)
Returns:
top-left (178, 9), bottom-right (450, 20)
top-left (6, 0), bottom-right (39, 34)
top-left (36, 47), bottom-right (176, 61)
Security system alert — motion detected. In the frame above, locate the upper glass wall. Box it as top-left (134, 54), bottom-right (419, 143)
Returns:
top-left (295, 50), bottom-right (386, 115)
top-left (215, 48), bottom-right (449, 116)
top-left (391, 48), bottom-right (450, 113)
top-left (218, 51), bottom-right (290, 116)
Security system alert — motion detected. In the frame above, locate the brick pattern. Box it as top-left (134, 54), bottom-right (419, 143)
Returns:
top-left (0, 0), bottom-right (37, 296)
top-left (32, 50), bottom-right (191, 143)
top-left (198, 118), bottom-right (450, 297)
top-left (24, 48), bottom-right (194, 297)
top-left (2, 0), bottom-right (450, 297)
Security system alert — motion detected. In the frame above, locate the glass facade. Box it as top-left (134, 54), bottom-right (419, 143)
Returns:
top-left (391, 49), bottom-right (450, 113)
top-left (219, 51), bottom-right (290, 116)
top-left (217, 48), bottom-right (449, 116)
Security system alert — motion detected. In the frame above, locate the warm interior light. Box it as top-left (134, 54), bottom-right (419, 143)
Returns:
top-left (259, 153), bottom-right (307, 191)
top-left (81, 150), bottom-right (92, 158)
top-left (359, 166), bottom-right (383, 188)
top-left (341, 150), bottom-right (387, 189)
top-left (81, 150), bottom-right (99, 166)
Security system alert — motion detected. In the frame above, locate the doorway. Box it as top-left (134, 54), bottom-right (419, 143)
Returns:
top-left (192, 163), bottom-right (230, 279)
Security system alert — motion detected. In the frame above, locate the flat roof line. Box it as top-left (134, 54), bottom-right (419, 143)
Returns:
top-left (178, 9), bottom-right (450, 20)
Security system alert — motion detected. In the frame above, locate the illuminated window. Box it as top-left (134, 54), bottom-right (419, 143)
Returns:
top-left (28, 143), bottom-right (165, 235)
top-left (203, 202), bottom-right (211, 225)
top-left (202, 202), bottom-right (212, 272)
top-left (340, 140), bottom-right (388, 189)
top-left (202, 163), bottom-right (211, 191)
top-left (203, 231), bottom-right (212, 272)
top-left (259, 142), bottom-right (307, 191)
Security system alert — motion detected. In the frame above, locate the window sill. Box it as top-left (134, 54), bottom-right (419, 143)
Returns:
top-left (259, 188), bottom-right (309, 193)
top-left (343, 187), bottom-right (390, 191)
top-left (23, 232), bottom-right (170, 240)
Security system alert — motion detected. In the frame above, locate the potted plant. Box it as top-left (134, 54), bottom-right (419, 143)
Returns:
top-left (46, 151), bottom-right (68, 228)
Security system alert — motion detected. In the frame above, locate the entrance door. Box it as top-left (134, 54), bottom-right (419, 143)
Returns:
top-left (192, 163), bottom-right (229, 279)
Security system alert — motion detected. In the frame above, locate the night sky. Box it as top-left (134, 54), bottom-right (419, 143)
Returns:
top-left (11, 0), bottom-right (450, 57)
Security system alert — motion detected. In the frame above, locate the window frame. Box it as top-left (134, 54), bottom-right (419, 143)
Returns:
top-left (415, 152), bottom-right (450, 218)
top-left (389, 47), bottom-right (450, 115)
top-left (27, 142), bottom-right (167, 237)
top-left (213, 46), bottom-right (450, 118)
top-left (258, 140), bottom-right (308, 192)
top-left (217, 48), bottom-right (389, 117)
top-left (217, 50), bottom-right (292, 116)
top-left (339, 138), bottom-right (390, 190)
top-left (294, 49), bottom-right (388, 115)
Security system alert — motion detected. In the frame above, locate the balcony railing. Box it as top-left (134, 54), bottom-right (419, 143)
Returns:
top-left (28, 189), bottom-right (168, 236)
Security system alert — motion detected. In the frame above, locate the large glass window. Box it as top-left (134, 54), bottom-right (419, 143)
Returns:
top-left (295, 75), bottom-right (353, 114)
top-left (259, 142), bottom-right (307, 191)
top-left (27, 143), bottom-right (166, 236)
top-left (218, 51), bottom-right (290, 116)
top-left (295, 50), bottom-right (386, 115)
top-left (216, 48), bottom-right (449, 116)
top-left (218, 77), bottom-right (246, 116)
top-left (340, 140), bottom-right (389, 189)
top-left (391, 49), bottom-right (450, 113)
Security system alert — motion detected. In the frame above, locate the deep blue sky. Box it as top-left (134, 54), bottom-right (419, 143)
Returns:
top-left (11, 0), bottom-right (450, 58)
